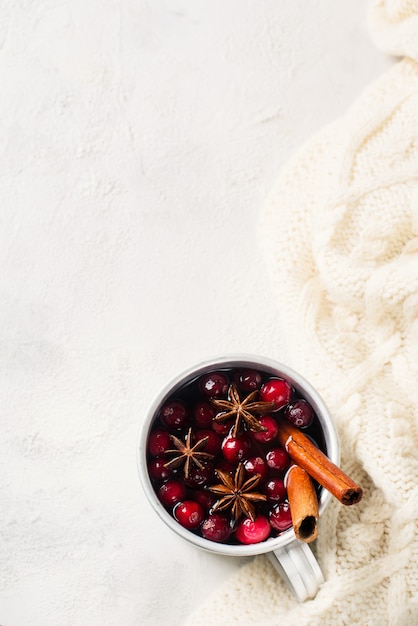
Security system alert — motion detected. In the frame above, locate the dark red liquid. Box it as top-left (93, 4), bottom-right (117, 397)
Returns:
top-left (146, 367), bottom-right (326, 545)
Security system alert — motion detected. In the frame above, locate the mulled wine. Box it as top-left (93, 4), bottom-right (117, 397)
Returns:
top-left (145, 366), bottom-right (326, 545)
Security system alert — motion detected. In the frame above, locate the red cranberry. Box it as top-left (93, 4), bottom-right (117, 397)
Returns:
top-left (194, 429), bottom-right (221, 456)
top-left (221, 434), bottom-right (251, 464)
top-left (158, 480), bottom-right (187, 507)
top-left (233, 369), bottom-right (262, 392)
top-left (235, 515), bottom-right (271, 544)
top-left (201, 514), bottom-right (232, 543)
top-left (148, 429), bottom-right (172, 457)
top-left (199, 372), bottom-right (229, 398)
top-left (212, 420), bottom-right (231, 435)
top-left (194, 488), bottom-right (217, 511)
top-left (148, 458), bottom-right (172, 482)
top-left (193, 401), bottom-right (216, 429)
top-left (265, 448), bottom-right (290, 472)
top-left (251, 415), bottom-right (278, 443)
top-left (269, 501), bottom-right (293, 532)
top-left (243, 456), bottom-right (268, 480)
top-left (284, 399), bottom-right (314, 428)
top-left (160, 399), bottom-right (188, 429)
top-left (259, 378), bottom-right (292, 411)
top-left (264, 478), bottom-right (286, 502)
top-left (183, 461), bottom-right (215, 488)
top-left (174, 501), bottom-right (204, 530)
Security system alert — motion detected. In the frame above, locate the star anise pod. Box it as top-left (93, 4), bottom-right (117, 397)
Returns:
top-left (211, 383), bottom-right (275, 437)
top-left (209, 463), bottom-right (267, 523)
top-left (164, 428), bottom-right (214, 479)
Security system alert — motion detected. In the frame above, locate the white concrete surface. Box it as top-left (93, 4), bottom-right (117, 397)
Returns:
top-left (0, 1), bottom-right (391, 624)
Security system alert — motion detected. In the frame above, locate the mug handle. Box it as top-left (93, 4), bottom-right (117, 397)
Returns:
top-left (266, 540), bottom-right (324, 602)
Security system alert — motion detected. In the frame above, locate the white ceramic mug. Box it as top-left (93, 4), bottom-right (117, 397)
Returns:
top-left (137, 354), bottom-right (339, 602)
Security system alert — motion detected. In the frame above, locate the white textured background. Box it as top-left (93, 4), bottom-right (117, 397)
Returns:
top-left (0, 1), bottom-right (391, 625)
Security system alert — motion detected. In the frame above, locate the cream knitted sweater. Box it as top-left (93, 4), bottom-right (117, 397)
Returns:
top-left (186, 2), bottom-right (418, 625)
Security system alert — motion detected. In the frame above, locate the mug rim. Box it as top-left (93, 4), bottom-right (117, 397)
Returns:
top-left (137, 353), bottom-right (340, 556)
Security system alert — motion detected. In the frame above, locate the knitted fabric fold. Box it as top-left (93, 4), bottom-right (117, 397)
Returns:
top-left (185, 2), bottom-right (418, 624)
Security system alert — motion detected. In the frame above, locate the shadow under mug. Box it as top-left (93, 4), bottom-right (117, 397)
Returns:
top-left (137, 354), bottom-right (339, 602)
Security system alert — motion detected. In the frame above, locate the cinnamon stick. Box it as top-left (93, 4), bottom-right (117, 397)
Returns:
top-left (285, 464), bottom-right (318, 543)
top-left (277, 418), bottom-right (363, 505)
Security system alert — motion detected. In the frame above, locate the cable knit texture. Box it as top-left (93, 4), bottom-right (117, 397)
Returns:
top-left (185, 2), bottom-right (418, 624)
